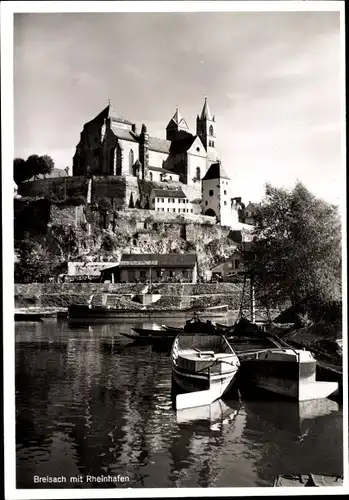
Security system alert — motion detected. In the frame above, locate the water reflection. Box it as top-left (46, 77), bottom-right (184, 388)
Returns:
top-left (15, 320), bottom-right (343, 488)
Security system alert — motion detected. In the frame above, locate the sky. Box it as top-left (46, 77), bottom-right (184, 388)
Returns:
top-left (13, 8), bottom-right (343, 205)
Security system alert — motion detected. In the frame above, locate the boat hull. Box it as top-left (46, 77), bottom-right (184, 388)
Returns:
top-left (68, 305), bottom-right (230, 321)
top-left (172, 366), bottom-right (238, 395)
top-left (241, 355), bottom-right (338, 401)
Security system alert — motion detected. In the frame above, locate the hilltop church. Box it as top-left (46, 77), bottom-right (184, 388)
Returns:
top-left (72, 98), bottom-right (245, 228)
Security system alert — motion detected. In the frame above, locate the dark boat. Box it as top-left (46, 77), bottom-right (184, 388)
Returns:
top-left (15, 311), bottom-right (58, 322)
top-left (68, 304), bottom-right (231, 322)
top-left (120, 331), bottom-right (175, 344)
top-left (15, 313), bottom-right (43, 322)
top-left (132, 326), bottom-right (173, 337)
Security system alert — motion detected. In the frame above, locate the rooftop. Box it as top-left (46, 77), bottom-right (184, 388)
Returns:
top-left (148, 136), bottom-right (172, 154)
top-left (148, 166), bottom-right (178, 175)
top-left (119, 253), bottom-right (197, 268)
top-left (169, 134), bottom-right (196, 154)
top-left (25, 168), bottom-right (69, 182)
top-left (110, 124), bottom-right (138, 142)
top-left (200, 97), bottom-right (213, 121)
top-left (151, 189), bottom-right (186, 199)
top-left (202, 161), bottom-right (230, 181)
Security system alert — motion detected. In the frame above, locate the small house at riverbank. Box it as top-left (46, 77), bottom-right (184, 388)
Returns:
top-left (211, 250), bottom-right (244, 281)
top-left (100, 253), bottom-right (198, 283)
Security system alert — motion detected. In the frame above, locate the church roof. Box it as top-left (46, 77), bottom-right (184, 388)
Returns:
top-left (107, 103), bottom-right (134, 125)
top-left (148, 136), bottom-right (171, 154)
top-left (148, 166), bottom-right (178, 175)
top-left (110, 124), bottom-right (138, 142)
top-left (202, 162), bottom-right (230, 181)
top-left (169, 135), bottom-right (196, 154)
top-left (152, 189), bottom-right (186, 199)
top-left (167, 108), bottom-right (189, 130)
top-left (200, 97), bottom-right (213, 120)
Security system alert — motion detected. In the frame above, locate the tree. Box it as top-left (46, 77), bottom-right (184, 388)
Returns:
top-left (249, 182), bottom-right (342, 308)
top-left (14, 154), bottom-right (55, 185)
top-left (14, 237), bottom-right (60, 283)
top-left (26, 154), bottom-right (54, 178)
top-left (14, 158), bottom-right (30, 185)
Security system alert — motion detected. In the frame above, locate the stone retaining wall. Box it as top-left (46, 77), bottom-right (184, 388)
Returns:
top-left (15, 282), bottom-right (245, 310)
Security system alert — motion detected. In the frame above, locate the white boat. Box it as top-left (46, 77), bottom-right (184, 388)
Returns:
top-left (171, 333), bottom-right (240, 410)
top-left (241, 347), bottom-right (338, 401)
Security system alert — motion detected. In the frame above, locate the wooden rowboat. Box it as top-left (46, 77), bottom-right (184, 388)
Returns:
top-left (171, 332), bottom-right (240, 410)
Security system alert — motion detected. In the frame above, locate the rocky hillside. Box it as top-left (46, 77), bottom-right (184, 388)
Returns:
top-left (14, 198), bottom-right (240, 282)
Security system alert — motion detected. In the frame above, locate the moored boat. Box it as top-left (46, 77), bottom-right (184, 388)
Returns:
top-left (239, 347), bottom-right (338, 401)
top-left (132, 325), bottom-right (170, 337)
top-left (274, 474), bottom-right (343, 487)
top-left (120, 331), bottom-right (175, 345)
top-left (68, 304), bottom-right (231, 322)
top-left (171, 332), bottom-right (240, 410)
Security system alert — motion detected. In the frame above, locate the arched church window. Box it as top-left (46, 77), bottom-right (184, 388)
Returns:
top-left (212, 141), bottom-right (215, 147)
top-left (209, 125), bottom-right (214, 136)
top-left (129, 149), bottom-right (134, 173)
top-left (149, 172), bottom-right (153, 181)
top-left (196, 167), bottom-right (201, 181)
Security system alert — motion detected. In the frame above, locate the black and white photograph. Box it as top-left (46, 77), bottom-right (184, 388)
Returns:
top-left (2, 1), bottom-right (347, 497)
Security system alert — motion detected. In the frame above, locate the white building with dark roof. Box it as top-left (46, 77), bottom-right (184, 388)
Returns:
top-left (201, 161), bottom-right (234, 227)
top-left (101, 253), bottom-right (198, 283)
top-left (149, 188), bottom-right (199, 214)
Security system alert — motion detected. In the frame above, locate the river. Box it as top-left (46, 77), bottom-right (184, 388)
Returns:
top-left (15, 318), bottom-right (343, 489)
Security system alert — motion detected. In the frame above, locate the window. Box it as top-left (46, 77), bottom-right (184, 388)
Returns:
top-left (172, 198), bottom-right (175, 203)
top-left (152, 199), bottom-right (155, 204)
top-left (149, 172), bottom-right (153, 181)
top-left (205, 201), bottom-right (208, 206)
top-left (209, 125), bottom-right (214, 136)
top-left (157, 198), bottom-right (160, 202)
top-left (167, 208), bottom-right (170, 212)
top-left (161, 208), bottom-right (164, 211)
top-left (196, 147), bottom-right (200, 152)
top-left (172, 208), bottom-right (175, 212)
top-left (224, 190), bottom-right (227, 195)
top-left (169, 176), bottom-right (172, 180)
top-left (209, 190), bottom-right (214, 196)
top-left (234, 260), bottom-right (240, 270)
top-left (224, 201), bottom-right (227, 205)
top-left (196, 167), bottom-right (201, 181)
top-left (140, 270), bottom-right (146, 278)
top-left (191, 209), bottom-right (193, 213)
top-left (129, 149), bottom-right (134, 174)
top-left (212, 141), bottom-right (215, 147)
top-left (182, 209), bottom-right (186, 213)
top-left (161, 198), bottom-right (164, 202)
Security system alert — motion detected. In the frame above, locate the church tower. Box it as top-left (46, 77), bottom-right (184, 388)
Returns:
top-left (166, 108), bottom-right (190, 141)
top-left (196, 98), bottom-right (218, 162)
top-left (201, 161), bottom-right (232, 227)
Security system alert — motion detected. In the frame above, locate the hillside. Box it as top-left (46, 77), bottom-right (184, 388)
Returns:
top-left (14, 197), bottom-right (240, 283)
